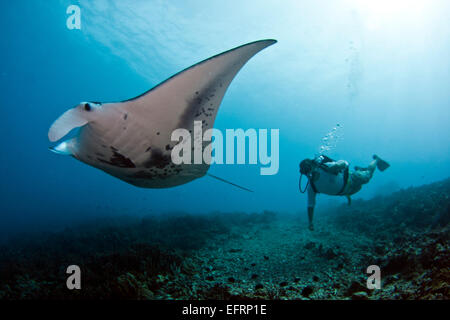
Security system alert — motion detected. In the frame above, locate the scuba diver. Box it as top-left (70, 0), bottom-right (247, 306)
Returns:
top-left (299, 154), bottom-right (390, 231)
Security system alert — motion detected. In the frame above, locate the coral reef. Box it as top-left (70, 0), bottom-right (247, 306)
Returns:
top-left (0, 179), bottom-right (448, 300)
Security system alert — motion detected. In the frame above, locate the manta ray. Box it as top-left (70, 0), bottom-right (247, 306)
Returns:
top-left (48, 39), bottom-right (276, 190)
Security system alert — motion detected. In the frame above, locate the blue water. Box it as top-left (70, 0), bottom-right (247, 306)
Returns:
top-left (1, 0), bottom-right (449, 238)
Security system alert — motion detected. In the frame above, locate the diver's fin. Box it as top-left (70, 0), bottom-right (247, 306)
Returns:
top-left (373, 155), bottom-right (390, 172)
top-left (207, 173), bottom-right (254, 192)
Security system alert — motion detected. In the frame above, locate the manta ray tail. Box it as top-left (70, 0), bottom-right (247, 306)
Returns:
top-left (207, 173), bottom-right (254, 193)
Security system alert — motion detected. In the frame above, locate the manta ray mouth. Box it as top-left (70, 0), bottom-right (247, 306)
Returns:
top-left (49, 140), bottom-right (73, 155)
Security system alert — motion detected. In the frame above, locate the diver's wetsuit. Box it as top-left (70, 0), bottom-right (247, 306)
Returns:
top-left (307, 159), bottom-right (348, 208)
top-left (307, 157), bottom-right (377, 208)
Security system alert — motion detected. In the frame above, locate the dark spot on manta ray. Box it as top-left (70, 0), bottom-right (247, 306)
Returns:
top-left (156, 132), bottom-right (160, 135)
top-left (123, 113), bottom-right (128, 120)
top-left (98, 151), bottom-right (135, 168)
top-left (145, 147), bottom-right (152, 152)
top-left (130, 170), bottom-right (156, 180)
top-left (143, 148), bottom-right (171, 169)
top-left (165, 144), bottom-right (172, 151)
top-left (178, 75), bottom-right (223, 128)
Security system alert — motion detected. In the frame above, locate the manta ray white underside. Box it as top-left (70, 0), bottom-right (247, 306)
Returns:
top-left (48, 39), bottom-right (276, 189)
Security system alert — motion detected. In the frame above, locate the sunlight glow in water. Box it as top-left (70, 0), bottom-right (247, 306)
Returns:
top-left (348, 0), bottom-right (428, 30)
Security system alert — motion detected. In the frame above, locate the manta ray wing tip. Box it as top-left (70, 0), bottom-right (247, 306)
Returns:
top-left (259, 39), bottom-right (277, 45)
